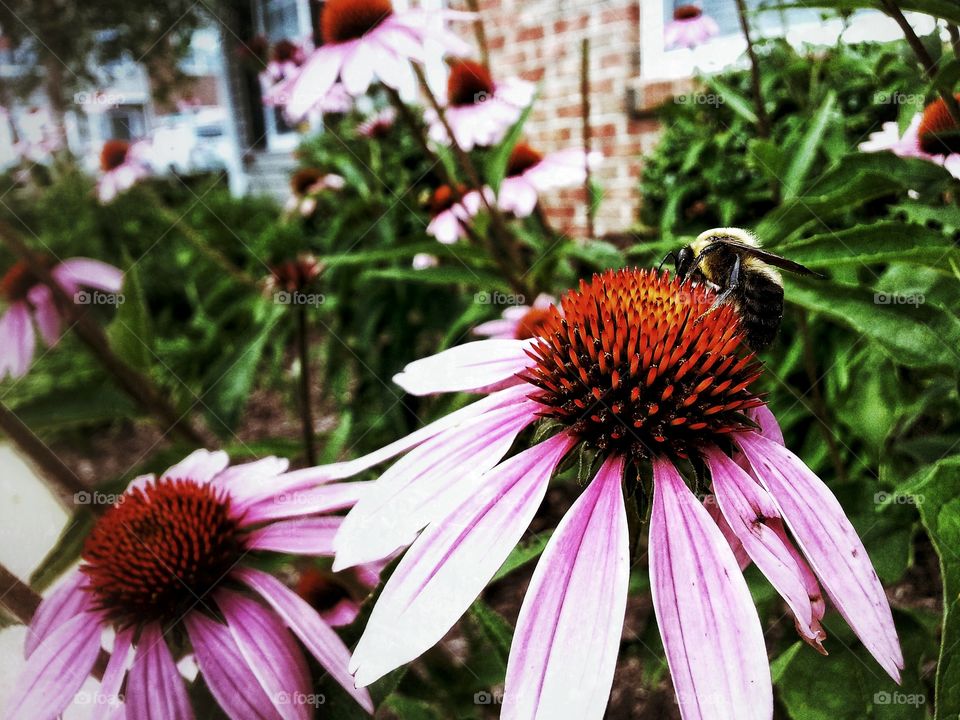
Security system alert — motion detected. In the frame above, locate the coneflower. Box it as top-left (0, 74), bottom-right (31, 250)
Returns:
top-left (97, 139), bottom-right (151, 203)
top-left (425, 184), bottom-right (480, 245)
top-left (286, 167), bottom-right (346, 217)
top-left (860, 99), bottom-right (960, 179)
top-left (6, 450), bottom-right (373, 719)
top-left (425, 59), bottom-right (534, 150)
top-left (0, 256), bottom-right (122, 379)
top-left (292, 267), bottom-right (902, 719)
top-left (472, 292), bottom-right (559, 340)
top-left (664, 4), bottom-right (720, 50)
top-left (276, 0), bottom-right (471, 121)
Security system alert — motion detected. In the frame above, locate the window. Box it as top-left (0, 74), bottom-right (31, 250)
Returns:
top-left (640, 3), bottom-right (939, 81)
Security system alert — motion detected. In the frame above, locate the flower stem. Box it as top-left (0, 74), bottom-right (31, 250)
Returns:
top-left (411, 65), bottom-right (531, 297)
top-left (0, 401), bottom-right (93, 512)
top-left (950, 24), bottom-right (960, 61)
top-left (465, 0), bottom-right (491, 70)
top-left (383, 87), bottom-right (530, 297)
top-left (580, 37), bottom-right (596, 238)
top-left (0, 222), bottom-right (213, 447)
top-left (734, 0), bottom-right (770, 138)
top-left (882, 0), bottom-right (960, 126)
top-left (296, 305), bottom-right (317, 466)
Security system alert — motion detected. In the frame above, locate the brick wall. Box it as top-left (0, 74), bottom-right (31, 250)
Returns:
top-left (452, 0), bottom-right (667, 237)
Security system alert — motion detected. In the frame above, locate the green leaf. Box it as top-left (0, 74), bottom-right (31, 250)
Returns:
top-left (486, 92), bottom-right (537, 192)
top-left (29, 510), bottom-right (97, 591)
top-left (785, 276), bottom-right (960, 369)
top-left (107, 254), bottom-right (152, 368)
top-left (782, 91), bottom-right (836, 199)
top-left (202, 304), bottom-right (285, 431)
top-left (468, 599), bottom-right (514, 666)
top-left (705, 76), bottom-right (758, 125)
top-left (492, 532), bottom-right (553, 583)
top-left (782, 222), bottom-right (959, 271)
top-left (900, 456), bottom-right (960, 720)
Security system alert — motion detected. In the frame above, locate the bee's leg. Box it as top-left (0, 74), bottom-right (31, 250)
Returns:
top-left (658, 251), bottom-right (677, 272)
top-left (697, 255), bottom-right (740, 321)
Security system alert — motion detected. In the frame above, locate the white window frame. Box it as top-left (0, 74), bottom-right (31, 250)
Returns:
top-left (640, 4), bottom-right (939, 81)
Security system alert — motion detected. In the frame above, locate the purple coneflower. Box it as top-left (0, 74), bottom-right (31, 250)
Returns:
top-left (296, 561), bottom-right (385, 628)
top-left (286, 167), bottom-right (346, 217)
top-left (357, 106), bottom-right (397, 138)
top-left (467, 142), bottom-right (601, 218)
top-left (293, 268), bottom-right (902, 719)
top-left (472, 293), bottom-right (558, 340)
top-left (97, 139), bottom-right (151, 204)
top-left (0, 256), bottom-right (122, 379)
top-left (664, 4), bottom-right (720, 50)
top-left (6, 450), bottom-right (373, 719)
top-left (278, 0), bottom-right (471, 121)
top-left (425, 184), bottom-right (480, 245)
top-left (426, 59), bottom-right (534, 150)
top-left (860, 96), bottom-right (960, 179)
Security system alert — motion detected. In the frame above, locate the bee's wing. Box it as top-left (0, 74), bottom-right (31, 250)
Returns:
top-left (712, 239), bottom-right (821, 276)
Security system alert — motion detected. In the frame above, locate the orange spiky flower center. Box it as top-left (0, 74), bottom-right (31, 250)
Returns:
top-left (447, 60), bottom-right (496, 107)
top-left (674, 4), bottom-right (703, 20)
top-left (321, 0), bottom-right (393, 44)
top-left (428, 184), bottom-right (465, 215)
top-left (515, 307), bottom-right (555, 340)
top-left (272, 38), bottom-right (300, 63)
top-left (918, 93), bottom-right (960, 155)
top-left (0, 256), bottom-right (54, 303)
top-left (81, 478), bottom-right (244, 627)
top-left (296, 568), bottom-right (352, 613)
top-left (100, 140), bottom-right (130, 171)
top-left (291, 167), bottom-right (325, 196)
top-left (521, 268), bottom-right (763, 462)
top-left (506, 143), bottom-right (544, 177)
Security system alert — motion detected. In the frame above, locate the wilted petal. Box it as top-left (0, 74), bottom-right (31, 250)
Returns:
top-left (737, 432), bottom-right (903, 682)
top-left (125, 623), bottom-right (194, 720)
top-left (0, 302), bottom-right (36, 378)
top-left (185, 612), bottom-right (283, 720)
top-left (333, 400), bottom-right (539, 570)
top-left (246, 516), bottom-right (341, 556)
top-left (236, 567), bottom-right (374, 713)
top-left (6, 612), bottom-right (103, 720)
top-left (502, 455), bottom-right (629, 720)
top-left (349, 433), bottom-right (577, 687)
top-left (747, 405), bottom-right (784, 445)
top-left (706, 447), bottom-right (825, 650)
top-left (703, 495), bottom-right (750, 571)
top-left (392, 339), bottom-right (534, 395)
top-left (217, 591), bottom-right (311, 720)
top-left (26, 284), bottom-right (61, 347)
top-left (650, 458), bottom-right (772, 720)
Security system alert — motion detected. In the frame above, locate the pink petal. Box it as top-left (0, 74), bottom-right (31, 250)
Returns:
top-left (497, 178), bottom-right (538, 218)
top-left (53, 258), bottom-right (123, 293)
top-left (161, 449), bottom-right (230, 484)
top-left (24, 570), bottom-right (93, 658)
top-left (502, 455), bottom-right (629, 720)
top-left (98, 628), bottom-right (133, 714)
top-left (185, 612), bottom-right (284, 720)
top-left (239, 481), bottom-right (366, 524)
top-left (392, 339), bottom-right (534, 395)
top-left (217, 591), bottom-right (311, 720)
top-left (472, 318), bottom-right (517, 339)
top-left (650, 458), bottom-right (772, 720)
top-left (286, 46), bottom-right (342, 121)
top-left (706, 447), bottom-right (825, 651)
top-left (235, 567), bottom-right (374, 713)
top-left (0, 302), bottom-right (36, 378)
top-left (748, 405), bottom-right (784, 445)
top-left (703, 495), bottom-right (750, 571)
top-left (5, 612), bottom-right (103, 720)
top-left (246, 516), bottom-right (341, 556)
top-left (277, 383), bottom-right (534, 485)
top-left (341, 43), bottom-right (376, 96)
top-left (214, 456), bottom-right (292, 504)
top-left (126, 624), bottom-right (194, 720)
top-left (26, 284), bottom-right (61, 347)
top-left (349, 432), bottom-right (576, 687)
top-left (333, 400), bottom-right (539, 570)
top-left (737, 432), bottom-right (903, 681)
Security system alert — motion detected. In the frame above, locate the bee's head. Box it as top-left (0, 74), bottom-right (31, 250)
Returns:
top-left (675, 245), bottom-right (695, 279)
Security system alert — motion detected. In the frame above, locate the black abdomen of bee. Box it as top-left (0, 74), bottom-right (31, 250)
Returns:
top-left (736, 273), bottom-right (784, 351)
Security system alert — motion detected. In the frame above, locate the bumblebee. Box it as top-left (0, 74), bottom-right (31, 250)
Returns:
top-left (662, 227), bottom-right (820, 351)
